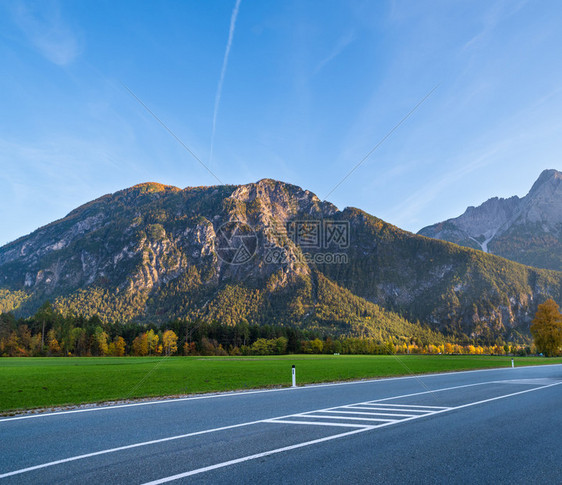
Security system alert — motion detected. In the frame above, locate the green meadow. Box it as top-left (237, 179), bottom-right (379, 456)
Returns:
top-left (1, 355), bottom-right (561, 413)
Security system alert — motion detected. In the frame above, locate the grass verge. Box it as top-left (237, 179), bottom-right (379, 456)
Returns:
top-left (1, 354), bottom-right (561, 413)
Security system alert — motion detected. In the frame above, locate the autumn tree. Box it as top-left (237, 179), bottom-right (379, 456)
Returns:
top-left (116, 336), bottom-right (126, 356)
top-left (146, 329), bottom-right (159, 355)
top-left (183, 341), bottom-right (197, 355)
top-left (132, 333), bottom-right (149, 356)
top-left (29, 333), bottom-right (42, 356)
top-left (6, 331), bottom-right (22, 356)
top-left (91, 327), bottom-right (109, 356)
top-left (108, 336), bottom-right (126, 356)
top-left (162, 330), bottom-right (178, 356)
top-left (251, 338), bottom-right (270, 355)
top-left (530, 299), bottom-right (562, 357)
top-left (47, 329), bottom-right (61, 355)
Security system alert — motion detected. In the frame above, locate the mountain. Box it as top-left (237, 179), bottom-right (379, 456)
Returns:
top-left (418, 169), bottom-right (562, 271)
top-left (1, 179), bottom-right (561, 342)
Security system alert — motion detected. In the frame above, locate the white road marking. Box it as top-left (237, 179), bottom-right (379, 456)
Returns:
top-left (345, 405), bottom-right (435, 413)
top-left (356, 403), bottom-right (449, 409)
top-left (494, 378), bottom-right (560, 385)
top-left (296, 414), bottom-right (397, 422)
top-left (3, 364), bottom-right (559, 423)
top-left (0, 380), bottom-right (489, 479)
top-left (268, 401), bottom-right (443, 428)
top-left (0, 419), bottom-right (267, 479)
top-left (2, 379), bottom-right (560, 480)
top-left (320, 410), bottom-right (419, 417)
top-left (143, 381), bottom-right (562, 484)
top-left (141, 427), bottom-right (374, 485)
top-left (263, 419), bottom-right (372, 428)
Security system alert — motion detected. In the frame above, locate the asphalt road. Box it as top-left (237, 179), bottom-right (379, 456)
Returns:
top-left (1, 364), bottom-right (561, 484)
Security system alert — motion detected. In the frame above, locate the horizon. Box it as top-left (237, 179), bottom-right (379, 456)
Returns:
top-left (1, 1), bottom-right (562, 246)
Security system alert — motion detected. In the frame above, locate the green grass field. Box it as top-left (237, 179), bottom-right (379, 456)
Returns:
top-left (1, 354), bottom-right (561, 413)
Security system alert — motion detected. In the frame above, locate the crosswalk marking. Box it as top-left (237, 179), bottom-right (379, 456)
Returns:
top-left (267, 402), bottom-right (449, 429)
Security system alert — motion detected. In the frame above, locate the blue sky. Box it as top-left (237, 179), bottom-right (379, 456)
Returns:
top-left (1, 0), bottom-right (561, 246)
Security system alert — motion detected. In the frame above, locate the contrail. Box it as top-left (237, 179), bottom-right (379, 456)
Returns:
top-left (210, 0), bottom-right (242, 165)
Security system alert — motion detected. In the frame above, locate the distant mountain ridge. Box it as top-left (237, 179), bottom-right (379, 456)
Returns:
top-left (418, 169), bottom-right (562, 271)
top-left (1, 178), bottom-right (561, 342)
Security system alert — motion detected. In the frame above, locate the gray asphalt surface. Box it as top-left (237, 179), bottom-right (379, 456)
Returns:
top-left (1, 364), bottom-right (561, 484)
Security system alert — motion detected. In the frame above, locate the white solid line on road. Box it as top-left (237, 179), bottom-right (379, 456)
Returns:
top-left (438, 382), bottom-right (562, 413)
top-left (3, 363), bottom-right (559, 423)
top-left (143, 381), bottom-right (562, 484)
top-left (494, 378), bottom-right (560, 385)
top-left (263, 419), bottom-right (372, 428)
top-left (0, 419), bottom-right (266, 479)
top-left (141, 427), bottom-right (373, 485)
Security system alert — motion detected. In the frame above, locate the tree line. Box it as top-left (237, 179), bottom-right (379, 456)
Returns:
top-left (0, 301), bottom-right (557, 357)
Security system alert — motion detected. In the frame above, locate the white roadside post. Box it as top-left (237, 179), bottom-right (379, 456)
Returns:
top-left (292, 365), bottom-right (296, 387)
top-left (511, 358), bottom-right (514, 368)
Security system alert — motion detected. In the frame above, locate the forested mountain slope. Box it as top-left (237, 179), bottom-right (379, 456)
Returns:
top-left (1, 179), bottom-right (561, 341)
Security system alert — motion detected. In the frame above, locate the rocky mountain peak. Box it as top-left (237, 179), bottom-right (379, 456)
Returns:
top-left (456, 196), bottom-right (521, 239)
top-left (230, 179), bottom-right (320, 204)
top-left (228, 179), bottom-right (336, 223)
top-left (418, 168), bottom-right (562, 270)
top-left (528, 169), bottom-right (562, 194)
top-left (522, 169), bottom-right (562, 225)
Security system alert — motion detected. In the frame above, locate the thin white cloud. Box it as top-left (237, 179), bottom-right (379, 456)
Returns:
top-left (210, 0), bottom-right (242, 164)
top-left (313, 32), bottom-right (355, 75)
top-left (384, 143), bottom-right (508, 229)
top-left (10, 0), bottom-right (80, 66)
top-left (463, 0), bottom-right (529, 51)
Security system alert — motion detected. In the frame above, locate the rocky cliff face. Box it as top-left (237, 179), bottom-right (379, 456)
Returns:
top-left (419, 169), bottom-right (562, 271)
top-left (1, 178), bottom-right (561, 341)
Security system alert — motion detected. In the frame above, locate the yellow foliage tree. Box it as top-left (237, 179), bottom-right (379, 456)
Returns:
top-left (146, 329), bottom-right (159, 355)
top-left (132, 333), bottom-right (149, 356)
top-left (92, 328), bottom-right (109, 356)
top-left (162, 330), bottom-right (178, 356)
top-left (530, 299), bottom-right (562, 357)
top-left (108, 336), bottom-right (126, 356)
top-left (47, 329), bottom-right (61, 355)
